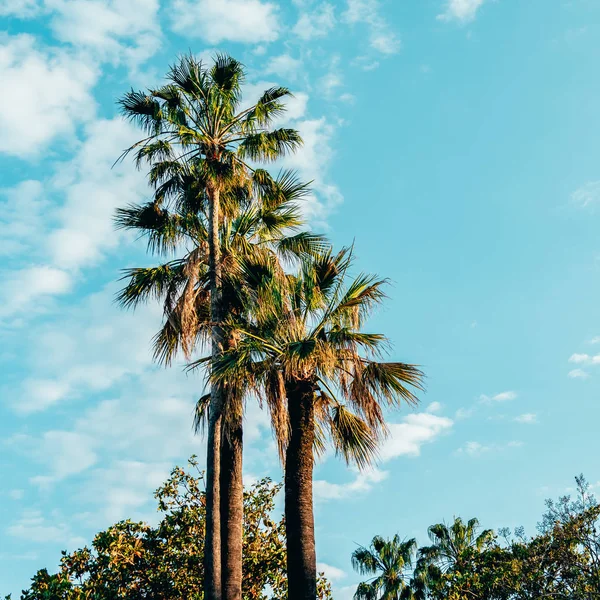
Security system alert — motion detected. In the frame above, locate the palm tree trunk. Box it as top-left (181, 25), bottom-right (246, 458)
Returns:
top-left (285, 379), bottom-right (317, 600)
top-left (205, 184), bottom-right (223, 600)
top-left (220, 417), bottom-right (244, 600)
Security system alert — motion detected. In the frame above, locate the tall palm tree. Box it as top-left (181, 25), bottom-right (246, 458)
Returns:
top-left (210, 249), bottom-right (425, 600)
top-left (352, 535), bottom-right (418, 600)
top-left (118, 54), bottom-right (302, 600)
top-left (115, 169), bottom-right (321, 599)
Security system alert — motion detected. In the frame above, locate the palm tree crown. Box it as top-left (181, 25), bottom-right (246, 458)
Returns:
top-left (418, 517), bottom-right (494, 574)
top-left (352, 535), bottom-right (418, 600)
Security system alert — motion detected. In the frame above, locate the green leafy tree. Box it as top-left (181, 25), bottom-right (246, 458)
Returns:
top-left (351, 536), bottom-right (418, 600)
top-left (211, 248), bottom-right (424, 600)
top-left (16, 458), bottom-right (332, 600)
top-left (356, 476), bottom-right (600, 600)
top-left (118, 54), bottom-right (302, 600)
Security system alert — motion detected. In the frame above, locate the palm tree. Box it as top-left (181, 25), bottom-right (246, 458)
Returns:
top-left (210, 249), bottom-right (425, 600)
top-left (352, 535), bottom-right (418, 600)
top-left (115, 169), bottom-right (321, 599)
top-left (418, 517), bottom-right (494, 573)
top-left (414, 517), bottom-right (494, 597)
top-left (118, 54), bottom-right (302, 600)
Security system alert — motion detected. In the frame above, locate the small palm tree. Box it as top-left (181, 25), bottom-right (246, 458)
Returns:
top-left (118, 53), bottom-right (303, 600)
top-left (418, 517), bottom-right (494, 573)
top-left (210, 249), bottom-right (424, 600)
top-left (352, 535), bottom-right (418, 600)
top-left (414, 517), bottom-right (494, 597)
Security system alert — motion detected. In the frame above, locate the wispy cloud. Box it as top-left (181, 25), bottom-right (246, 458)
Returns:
top-left (47, 0), bottom-right (162, 69)
top-left (0, 33), bottom-right (98, 158)
top-left (569, 353), bottom-right (600, 365)
top-left (480, 391), bottom-right (518, 403)
top-left (455, 406), bottom-right (476, 420)
top-left (314, 468), bottom-right (388, 501)
top-left (343, 0), bottom-right (400, 56)
top-left (571, 181), bottom-right (600, 211)
top-left (456, 440), bottom-right (523, 457)
top-left (170, 0), bottom-right (280, 44)
top-left (567, 352), bottom-right (600, 379)
top-left (317, 563), bottom-right (347, 582)
top-left (314, 411), bottom-right (453, 500)
top-left (293, 2), bottom-right (336, 40)
top-left (379, 413), bottom-right (454, 460)
top-left (0, 0), bottom-right (40, 18)
top-left (568, 368), bottom-right (589, 379)
top-left (514, 413), bottom-right (537, 424)
top-left (265, 53), bottom-right (302, 81)
top-left (426, 401), bottom-right (443, 414)
top-left (437, 0), bottom-right (487, 23)
top-left (7, 509), bottom-right (85, 547)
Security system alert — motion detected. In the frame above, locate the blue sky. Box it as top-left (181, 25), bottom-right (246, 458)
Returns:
top-left (1, 0), bottom-right (600, 596)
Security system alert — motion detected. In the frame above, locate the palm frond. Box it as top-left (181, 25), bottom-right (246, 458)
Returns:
top-left (119, 89), bottom-right (163, 135)
top-left (237, 129), bottom-right (303, 162)
top-left (115, 262), bottom-right (186, 310)
top-left (193, 393), bottom-right (211, 434)
top-left (329, 404), bottom-right (379, 469)
top-left (357, 361), bottom-right (424, 407)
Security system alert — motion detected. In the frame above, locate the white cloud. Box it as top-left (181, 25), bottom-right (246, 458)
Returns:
top-left (351, 56), bottom-right (380, 71)
top-left (457, 440), bottom-right (523, 457)
top-left (293, 3), bottom-right (336, 40)
top-left (0, 117), bottom-right (149, 323)
top-left (514, 413), bottom-right (537, 424)
top-left (426, 401), bottom-right (442, 413)
top-left (8, 510), bottom-right (84, 546)
top-left (265, 54), bottom-right (303, 81)
top-left (314, 468), bottom-right (388, 501)
top-left (8, 489), bottom-right (25, 500)
top-left (29, 431), bottom-right (98, 485)
top-left (170, 0), bottom-right (280, 44)
top-left (281, 117), bottom-right (343, 223)
top-left (0, 266), bottom-right (72, 321)
top-left (317, 562), bottom-right (346, 582)
top-left (455, 406), bottom-right (475, 420)
top-left (82, 460), bottom-right (175, 522)
top-left (0, 33), bottom-right (98, 158)
top-left (459, 441), bottom-right (488, 456)
top-left (493, 391), bottom-right (517, 402)
top-left (569, 353), bottom-right (591, 364)
top-left (0, 0), bottom-right (40, 17)
top-left (318, 72), bottom-right (343, 97)
top-left (568, 368), bottom-right (589, 379)
top-left (437, 0), bottom-right (486, 23)
top-left (568, 353), bottom-right (600, 366)
top-left (336, 585), bottom-right (360, 600)
top-left (241, 81), bottom-right (342, 225)
top-left (571, 181), bottom-right (600, 210)
top-left (47, 117), bottom-right (150, 270)
top-left (379, 413), bottom-right (453, 460)
top-left (18, 379), bottom-right (72, 413)
top-left (0, 180), bottom-right (48, 257)
top-left (590, 336), bottom-right (600, 344)
top-left (480, 390), bottom-right (517, 403)
top-left (343, 0), bottom-right (400, 55)
top-left (10, 282), bottom-right (163, 413)
top-left (46, 0), bottom-right (162, 68)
